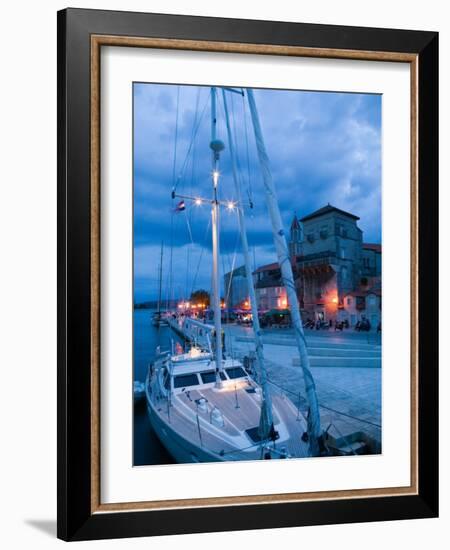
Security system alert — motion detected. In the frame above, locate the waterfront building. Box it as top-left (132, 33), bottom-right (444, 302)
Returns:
top-left (291, 204), bottom-right (364, 321)
top-left (253, 262), bottom-right (288, 311)
top-left (289, 213), bottom-right (303, 257)
top-left (361, 243), bottom-right (382, 277)
top-left (294, 205), bottom-right (381, 324)
top-left (224, 205), bottom-right (381, 325)
top-left (342, 282), bottom-right (382, 328)
top-left (223, 265), bottom-right (248, 308)
top-left (253, 204), bottom-right (382, 325)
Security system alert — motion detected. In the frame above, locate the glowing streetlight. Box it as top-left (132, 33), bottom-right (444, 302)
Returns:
top-left (227, 201), bottom-right (235, 211)
top-left (195, 197), bottom-right (202, 205)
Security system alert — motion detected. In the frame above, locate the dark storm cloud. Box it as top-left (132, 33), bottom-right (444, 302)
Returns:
top-left (133, 83), bottom-right (381, 301)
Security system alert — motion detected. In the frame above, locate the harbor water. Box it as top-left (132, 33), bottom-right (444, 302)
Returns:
top-left (133, 309), bottom-right (182, 466)
top-left (133, 308), bottom-right (382, 465)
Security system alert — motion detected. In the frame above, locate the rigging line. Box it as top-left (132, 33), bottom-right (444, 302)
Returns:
top-left (229, 92), bottom-right (249, 210)
top-left (221, 253), bottom-right (227, 306)
top-left (236, 99), bottom-right (252, 205)
top-left (185, 89), bottom-right (201, 299)
top-left (189, 88), bottom-right (201, 193)
top-left (184, 208), bottom-right (195, 247)
top-left (185, 244), bottom-right (190, 301)
top-left (168, 86), bottom-right (180, 310)
top-left (221, 238), bottom-right (234, 307)
top-left (242, 90), bottom-right (253, 206)
top-left (230, 92), bottom-right (241, 183)
top-left (265, 376), bottom-right (381, 429)
top-left (190, 216), bottom-right (212, 296)
top-left (172, 92), bottom-right (210, 194)
top-left (319, 404), bottom-right (381, 430)
top-left (224, 246), bottom-right (238, 307)
top-left (184, 87), bottom-right (201, 198)
top-left (224, 228), bottom-right (241, 303)
top-left (172, 86), bottom-right (180, 188)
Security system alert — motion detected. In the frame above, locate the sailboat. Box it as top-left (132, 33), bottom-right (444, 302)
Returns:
top-left (145, 86), bottom-right (323, 462)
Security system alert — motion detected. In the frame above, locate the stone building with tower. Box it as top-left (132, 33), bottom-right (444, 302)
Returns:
top-left (293, 204), bottom-right (365, 322)
top-left (252, 204), bottom-right (382, 326)
top-left (223, 204), bottom-right (382, 326)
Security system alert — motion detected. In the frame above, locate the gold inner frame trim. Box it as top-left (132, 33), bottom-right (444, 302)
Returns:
top-left (90, 34), bottom-right (419, 514)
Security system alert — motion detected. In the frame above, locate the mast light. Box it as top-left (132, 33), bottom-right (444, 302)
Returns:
top-left (212, 170), bottom-right (220, 187)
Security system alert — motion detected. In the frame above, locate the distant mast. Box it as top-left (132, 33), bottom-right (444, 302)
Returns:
top-left (246, 88), bottom-right (322, 454)
top-left (157, 241), bottom-right (163, 316)
top-left (209, 87), bottom-right (225, 387)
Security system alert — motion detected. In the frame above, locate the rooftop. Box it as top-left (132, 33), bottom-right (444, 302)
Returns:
top-left (300, 204), bottom-right (360, 223)
top-left (253, 261), bottom-right (280, 274)
top-left (290, 213), bottom-right (300, 230)
top-left (363, 243), bottom-right (382, 253)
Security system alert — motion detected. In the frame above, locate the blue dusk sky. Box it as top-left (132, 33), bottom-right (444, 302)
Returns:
top-left (133, 83), bottom-right (381, 303)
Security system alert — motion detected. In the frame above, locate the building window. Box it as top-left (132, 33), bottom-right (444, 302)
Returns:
top-left (346, 297), bottom-right (352, 306)
top-left (307, 233), bottom-right (315, 243)
top-left (336, 223), bottom-right (348, 238)
top-left (368, 295), bottom-right (376, 306)
top-left (340, 247), bottom-right (346, 259)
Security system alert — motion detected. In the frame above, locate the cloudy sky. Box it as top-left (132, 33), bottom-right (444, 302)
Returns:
top-left (133, 83), bottom-right (381, 303)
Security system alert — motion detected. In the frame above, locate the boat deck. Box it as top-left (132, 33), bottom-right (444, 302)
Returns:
top-left (150, 381), bottom-right (310, 460)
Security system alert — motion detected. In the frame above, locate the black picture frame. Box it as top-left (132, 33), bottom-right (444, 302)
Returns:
top-left (57, 7), bottom-right (438, 541)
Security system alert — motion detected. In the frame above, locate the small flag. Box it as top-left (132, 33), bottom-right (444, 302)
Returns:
top-left (174, 200), bottom-right (186, 213)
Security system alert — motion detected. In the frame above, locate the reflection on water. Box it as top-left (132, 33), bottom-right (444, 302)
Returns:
top-left (133, 309), bottom-right (181, 466)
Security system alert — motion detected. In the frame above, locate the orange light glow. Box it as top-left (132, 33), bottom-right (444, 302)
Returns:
top-left (331, 297), bottom-right (338, 304)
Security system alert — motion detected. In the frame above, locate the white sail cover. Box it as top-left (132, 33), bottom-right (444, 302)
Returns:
top-left (246, 88), bottom-right (322, 455)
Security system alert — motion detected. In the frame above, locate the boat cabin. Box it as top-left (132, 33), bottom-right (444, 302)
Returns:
top-left (158, 350), bottom-right (251, 395)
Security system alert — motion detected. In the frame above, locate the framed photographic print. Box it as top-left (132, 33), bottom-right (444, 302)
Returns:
top-left (57, 8), bottom-right (438, 541)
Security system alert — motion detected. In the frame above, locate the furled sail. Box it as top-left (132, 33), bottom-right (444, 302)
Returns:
top-left (246, 88), bottom-right (323, 455)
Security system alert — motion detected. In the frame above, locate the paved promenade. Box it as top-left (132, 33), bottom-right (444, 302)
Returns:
top-left (224, 325), bottom-right (382, 451)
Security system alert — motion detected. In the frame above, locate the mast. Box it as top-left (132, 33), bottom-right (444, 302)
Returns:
top-left (246, 88), bottom-right (322, 455)
top-left (210, 87), bottom-right (225, 386)
top-left (221, 89), bottom-right (274, 438)
top-left (157, 241), bottom-right (163, 315)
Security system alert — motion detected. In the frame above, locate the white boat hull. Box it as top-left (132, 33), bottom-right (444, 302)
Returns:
top-left (146, 398), bottom-right (222, 463)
